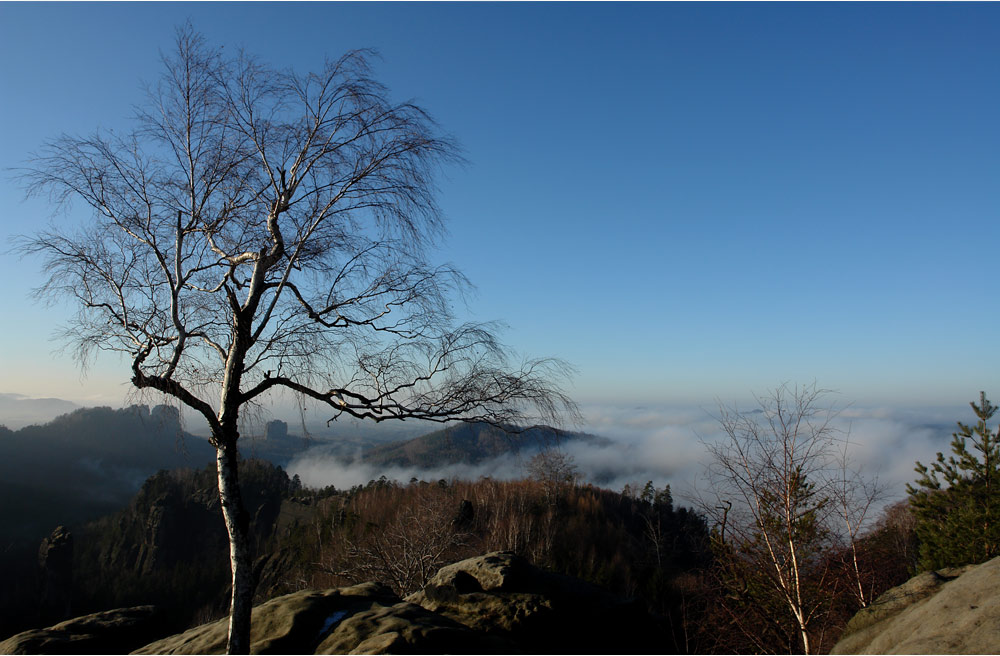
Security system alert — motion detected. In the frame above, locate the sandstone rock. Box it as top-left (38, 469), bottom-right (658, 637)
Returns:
top-left (264, 421), bottom-right (288, 442)
top-left (421, 550), bottom-right (530, 593)
top-left (315, 600), bottom-right (508, 654)
top-left (832, 557), bottom-right (1000, 654)
top-left (406, 551), bottom-right (661, 654)
top-left (133, 584), bottom-right (395, 654)
top-left (0, 606), bottom-right (161, 655)
top-left (23, 553), bottom-right (662, 655)
top-left (132, 582), bottom-right (503, 655)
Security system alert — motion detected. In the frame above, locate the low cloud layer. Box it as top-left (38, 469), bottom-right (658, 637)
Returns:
top-left (287, 400), bottom-right (968, 510)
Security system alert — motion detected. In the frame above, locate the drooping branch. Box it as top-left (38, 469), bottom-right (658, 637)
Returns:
top-left (240, 353), bottom-right (576, 428)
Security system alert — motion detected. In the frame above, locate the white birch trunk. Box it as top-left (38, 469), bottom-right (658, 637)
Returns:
top-left (217, 442), bottom-right (253, 654)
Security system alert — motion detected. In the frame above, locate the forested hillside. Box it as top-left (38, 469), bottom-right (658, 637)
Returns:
top-left (0, 407), bottom-right (314, 543)
top-left (0, 405), bottom-right (212, 541)
top-left (360, 421), bottom-right (608, 468)
top-left (1, 459), bottom-right (709, 647)
top-left (1, 455), bottom-right (927, 653)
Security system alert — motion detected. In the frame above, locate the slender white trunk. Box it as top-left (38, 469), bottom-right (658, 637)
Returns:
top-left (850, 538), bottom-right (868, 607)
top-left (788, 534), bottom-right (810, 654)
top-left (217, 442), bottom-right (253, 654)
top-left (796, 609), bottom-right (810, 655)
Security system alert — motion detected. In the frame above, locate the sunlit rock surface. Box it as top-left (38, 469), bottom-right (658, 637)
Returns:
top-left (832, 557), bottom-right (1000, 654)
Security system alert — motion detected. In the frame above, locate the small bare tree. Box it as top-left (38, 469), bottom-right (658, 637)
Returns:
top-left (526, 448), bottom-right (578, 503)
top-left (830, 440), bottom-right (884, 608)
top-left (332, 486), bottom-right (471, 596)
top-left (700, 383), bottom-right (878, 655)
top-left (19, 26), bottom-right (575, 653)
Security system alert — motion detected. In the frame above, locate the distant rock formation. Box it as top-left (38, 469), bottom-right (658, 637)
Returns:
top-left (82, 461), bottom-right (283, 589)
top-left (831, 556), bottom-right (1000, 654)
top-left (150, 404), bottom-right (181, 428)
top-left (0, 404), bottom-right (217, 542)
top-left (265, 420), bottom-right (289, 441)
top-left (3, 552), bottom-right (664, 655)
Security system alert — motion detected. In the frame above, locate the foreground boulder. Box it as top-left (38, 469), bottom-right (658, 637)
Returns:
top-left (832, 556), bottom-right (1000, 654)
top-left (133, 582), bottom-right (507, 655)
top-left (406, 551), bottom-right (662, 654)
top-left (0, 606), bottom-right (162, 655)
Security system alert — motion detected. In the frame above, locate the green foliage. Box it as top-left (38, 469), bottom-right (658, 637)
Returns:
top-left (907, 392), bottom-right (1000, 570)
top-left (654, 484), bottom-right (673, 511)
top-left (757, 467), bottom-right (830, 565)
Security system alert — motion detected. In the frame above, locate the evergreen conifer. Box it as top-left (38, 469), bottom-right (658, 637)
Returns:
top-left (907, 392), bottom-right (1000, 569)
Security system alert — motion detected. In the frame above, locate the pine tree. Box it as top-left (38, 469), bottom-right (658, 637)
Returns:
top-left (907, 392), bottom-right (1000, 569)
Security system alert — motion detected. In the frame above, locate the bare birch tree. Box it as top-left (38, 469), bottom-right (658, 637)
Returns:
top-left (700, 383), bottom-right (873, 655)
top-left (18, 26), bottom-right (575, 653)
top-left (830, 440), bottom-right (884, 609)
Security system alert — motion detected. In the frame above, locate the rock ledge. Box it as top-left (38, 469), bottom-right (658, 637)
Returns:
top-left (832, 556), bottom-right (1000, 654)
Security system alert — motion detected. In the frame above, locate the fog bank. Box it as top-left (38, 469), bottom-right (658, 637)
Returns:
top-left (288, 400), bottom-right (967, 506)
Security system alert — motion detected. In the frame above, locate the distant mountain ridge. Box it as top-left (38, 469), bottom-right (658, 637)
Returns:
top-left (361, 422), bottom-right (609, 469)
top-left (0, 406), bottom-right (310, 542)
top-left (0, 404), bottom-right (214, 541)
top-left (0, 405), bottom-right (597, 541)
top-left (0, 393), bottom-right (79, 430)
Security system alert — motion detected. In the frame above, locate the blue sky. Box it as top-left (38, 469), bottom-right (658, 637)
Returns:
top-left (1, 2), bottom-right (998, 411)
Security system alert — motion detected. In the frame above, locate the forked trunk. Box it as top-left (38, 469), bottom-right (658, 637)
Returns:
top-left (217, 441), bottom-right (253, 654)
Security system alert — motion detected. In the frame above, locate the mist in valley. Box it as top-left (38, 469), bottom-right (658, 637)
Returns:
top-left (280, 399), bottom-right (959, 509)
top-left (0, 391), bottom-right (965, 528)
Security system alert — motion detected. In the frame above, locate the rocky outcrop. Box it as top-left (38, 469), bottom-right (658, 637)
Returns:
top-left (103, 473), bottom-right (226, 576)
top-left (832, 556), bottom-right (1000, 654)
top-left (406, 551), bottom-right (662, 654)
top-left (313, 594), bottom-right (509, 654)
top-left (0, 606), bottom-right (162, 655)
top-left (7, 552), bottom-right (661, 654)
top-left (133, 583), bottom-right (506, 655)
